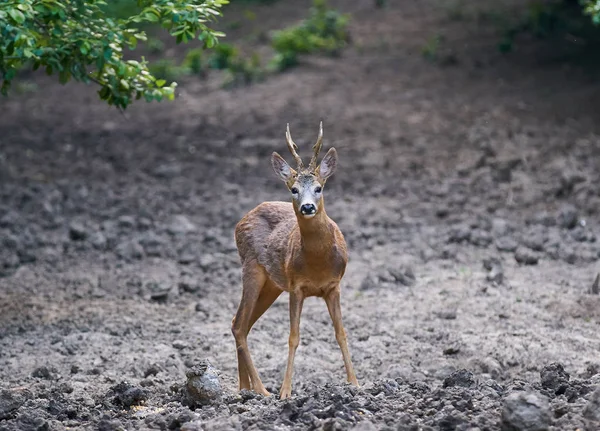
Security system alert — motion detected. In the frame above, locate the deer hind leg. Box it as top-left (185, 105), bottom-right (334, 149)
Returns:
top-left (280, 291), bottom-right (304, 399)
top-left (325, 288), bottom-right (359, 386)
top-left (248, 281), bottom-right (282, 332)
top-left (232, 261), bottom-right (270, 396)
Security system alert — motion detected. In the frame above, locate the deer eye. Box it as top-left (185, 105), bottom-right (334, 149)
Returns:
top-left (314, 186), bottom-right (322, 194)
top-left (291, 187), bottom-right (299, 195)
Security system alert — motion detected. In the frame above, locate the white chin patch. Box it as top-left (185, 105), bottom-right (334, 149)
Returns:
top-left (302, 213), bottom-right (317, 219)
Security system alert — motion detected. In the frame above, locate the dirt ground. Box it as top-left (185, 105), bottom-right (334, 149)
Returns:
top-left (2, 0), bottom-right (600, 430)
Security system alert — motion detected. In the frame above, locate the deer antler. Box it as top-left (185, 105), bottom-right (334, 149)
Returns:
top-left (286, 124), bottom-right (304, 169)
top-left (308, 121), bottom-right (323, 171)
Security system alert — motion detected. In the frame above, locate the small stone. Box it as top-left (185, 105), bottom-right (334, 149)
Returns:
top-left (117, 215), bottom-right (136, 229)
top-left (448, 224), bottom-right (471, 243)
top-left (185, 359), bottom-right (222, 406)
top-left (528, 211), bottom-right (555, 227)
top-left (557, 205), bottom-right (578, 229)
top-left (179, 278), bottom-right (200, 293)
top-left (109, 381), bottom-right (148, 409)
top-left (68, 221), bottom-right (88, 241)
top-left (166, 215), bottom-right (197, 235)
top-left (153, 163), bottom-right (182, 179)
top-left (443, 369), bottom-right (475, 388)
top-left (521, 228), bottom-right (546, 252)
top-left (483, 257), bottom-right (504, 284)
top-left (0, 211), bottom-right (19, 228)
top-left (496, 237), bottom-right (518, 252)
top-left (389, 266), bottom-right (416, 287)
top-left (540, 363), bottom-right (570, 395)
top-left (32, 366), bottom-right (55, 379)
top-left (515, 247), bottom-right (539, 265)
top-left (582, 386), bottom-right (600, 421)
top-left (501, 391), bottom-right (550, 431)
top-left (115, 240), bottom-right (144, 261)
top-left (198, 254), bottom-right (217, 272)
top-left (173, 340), bottom-right (188, 350)
top-left (470, 229), bottom-right (493, 247)
top-left (147, 282), bottom-right (170, 302)
top-left (443, 345), bottom-right (461, 355)
top-left (492, 218), bottom-right (511, 236)
top-left (0, 389), bottom-right (29, 420)
top-left (436, 309), bottom-right (457, 320)
top-left (138, 232), bottom-right (165, 257)
top-left (90, 232), bottom-right (107, 250)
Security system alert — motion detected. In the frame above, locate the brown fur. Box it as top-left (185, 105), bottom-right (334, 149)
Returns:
top-left (231, 124), bottom-right (358, 399)
top-left (234, 200), bottom-right (347, 298)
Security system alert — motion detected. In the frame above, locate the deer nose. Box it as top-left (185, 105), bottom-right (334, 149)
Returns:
top-left (300, 203), bottom-right (316, 215)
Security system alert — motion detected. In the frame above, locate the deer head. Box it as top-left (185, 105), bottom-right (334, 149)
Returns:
top-left (271, 122), bottom-right (338, 218)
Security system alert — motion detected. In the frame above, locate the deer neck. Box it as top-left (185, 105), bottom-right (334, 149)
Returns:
top-left (295, 202), bottom-right (333, 255)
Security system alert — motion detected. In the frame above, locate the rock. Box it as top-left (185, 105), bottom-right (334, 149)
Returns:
top-left (90, 232), bottom-right (107, 250)
top-left (2, 233), bottom-right (19, 250)
top-left (521, 227), bottom-right (546, 252)
top-left (32, 365), bottom-right (56, 379)
top-left (173, 340), bottom-right (188, 350)
top-left (540, 363), bottom-right (570, 395)
top-left (109, 381), bottom-right (148, 409)
top-left (389, 266), bottom-right (416, 287)
top-left (153, 163), bottom-right (182, 179)
top-left (492, 218), bottom-right (512, 236)
top-left (559, 247), bottom-right (577, 265)
top-left (443, 369), bottom-right (475, 388)
top-left (0, 389), bottom-right (29, 420)
top-left (166, 215), bottom-right (197, 235)
top-left (515, 247), bottom-right (539, 265)
top-left (496, 237), bottom-right (518, 252)
top-left (68, 221), bottom-right (88, 241)
top-left (591, 274), bottom-right (599, 295)
top-left (147, 281), bottom-right (170, 302)
top-left (0, 211), bottom-right (19, 228)
top-left (557, 205), bottom-right (578, 229)
top-left (138, 232), bottom-right (165, 257)
top-left (185, 359), bottom-right (222, 406)
top-left (0, 249), bottom-right (20, 277)
top-left (528, 211), bottom-right (556, 227)
top-left (443, 345), bottom-right (461, 355)
top-left (179, 277), bottom-right (201, 293)
top-left (470, 229), bottom-right (493, 247)
top-left (115, 240), bottom-right (144, 261)
top-left (448, 224), bottom-right (471, 243)
top-left (483, 257), bottom-right (504, 284)
top-left (117, 215), bottom-right (136, 229)
top-left (436, 309), bottom-right (457, 320)
top-left (198, 253), bottom-right (218, 272)
top-left (501, 391), bottom-right (551, 431)
top-left (582, 386), bottom-right (600, 421)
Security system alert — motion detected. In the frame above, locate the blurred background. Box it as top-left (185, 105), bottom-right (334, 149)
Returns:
top-left (1, 0), bottom-right (600, 430)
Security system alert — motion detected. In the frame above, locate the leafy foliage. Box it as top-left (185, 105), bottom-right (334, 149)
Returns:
top-left (207, 43), bottom-right (238, 69)
top-left (270, 0), bottom-right (350, 71)
top-left (0, 0), bottom-right (228, 109)
top-left (582, 0), bottom-right (600, 24)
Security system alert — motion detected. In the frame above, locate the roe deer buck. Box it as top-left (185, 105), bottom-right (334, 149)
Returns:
top-left (232, 122), bottom-right (359, 399)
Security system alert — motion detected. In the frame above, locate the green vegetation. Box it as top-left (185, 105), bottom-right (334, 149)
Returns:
top-left (0, 0), bottom-right (228, 109)
top-left (270, 0), bottom-right (350, 71)
top-left (208, 43), bottom-right (238, 70)
top-left (0, 0), bottom-right (350, 105)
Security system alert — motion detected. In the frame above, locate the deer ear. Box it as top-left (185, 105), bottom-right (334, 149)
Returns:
top-left (271, 152), bottom-right (295, 182)
top-left (318, 147), bottom-right (338, 180)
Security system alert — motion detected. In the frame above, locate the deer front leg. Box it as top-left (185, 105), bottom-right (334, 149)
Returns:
top-left (280, 291), bottom-right (304, 399)
top-left (325, 288), bottom-right (359, 386)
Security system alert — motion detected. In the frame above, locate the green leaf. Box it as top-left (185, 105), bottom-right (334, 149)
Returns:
top-left (155, 79), bottom-right (166, 88)
top-left (8, 9), bottom-right (25, 24)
